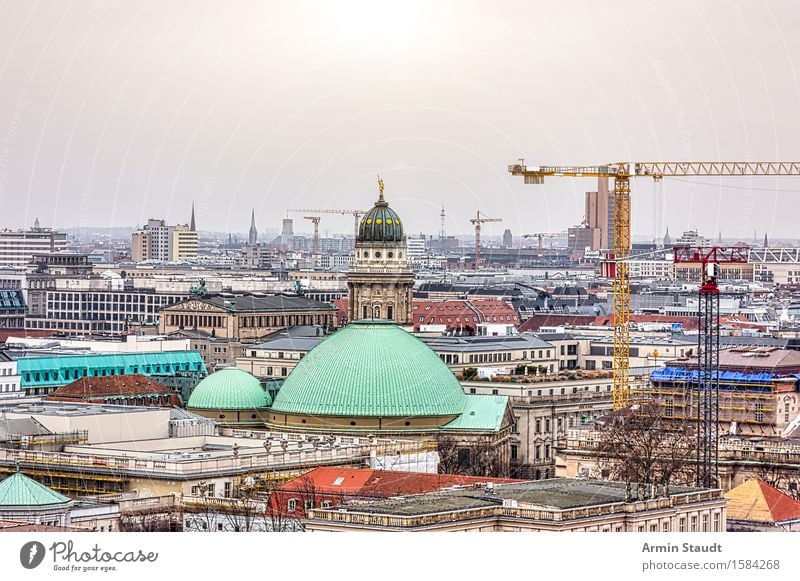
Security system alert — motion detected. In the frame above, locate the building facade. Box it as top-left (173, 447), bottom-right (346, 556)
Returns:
top-left (0, 222), bottom-right (68, 267)
top-left (159, 294), bottom-right (337, 340)
top-left (131, 219), bottom-right (198, 262)
top-left (305, 479), bottom-right (726, 532)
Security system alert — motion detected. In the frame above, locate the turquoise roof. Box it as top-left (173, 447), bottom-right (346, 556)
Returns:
top-left (17, 351), bottom-right (207, 388)
top-left (441, 395), bottom-right (509, 432)
top-left (271, 320), bottom-right (467, 417)
top-left (0, 472), bottom-right (71, 507)
top-left (187, 368), bottom-right (271, 410)
top-left (358, 193), bottom-right (404, 243)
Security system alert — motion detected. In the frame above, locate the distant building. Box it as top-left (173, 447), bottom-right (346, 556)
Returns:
top-left (0, 220), bottom-right (68, 267)
top-left (131, 218), bottom-right (198, 262)
top-left (406, 236), bottom-right (426, 259)
top-left (502, 229), bottom-right (513, 248)
top-left (584, 177), bottom-right (610, 250)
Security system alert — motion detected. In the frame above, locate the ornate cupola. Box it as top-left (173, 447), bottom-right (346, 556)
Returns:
top-left (347, 176), bottom-right (414, 325)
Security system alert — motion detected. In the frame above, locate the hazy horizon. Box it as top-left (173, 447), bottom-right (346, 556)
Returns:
top-left (1, 1), bottom-right (799, 239)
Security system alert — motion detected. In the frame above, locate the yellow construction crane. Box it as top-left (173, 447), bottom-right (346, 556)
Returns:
top-left (303, 216), bottom-right (321, 262)
top-left (288, 208), bottom-right (365, 240)
top-left (522, 232), bottom-right (565, 256)
top-left (470, 211), bottom-right (502, 268)
top-left (509, 160), bottom-right (800, 410)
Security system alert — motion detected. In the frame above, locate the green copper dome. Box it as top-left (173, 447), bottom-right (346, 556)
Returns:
top-left (187, 368), bottom-right (271, 410)
top-left (0, 472), bottom-right (71, 507)
top-left (271, 320), bottom-right (467, 417)
top-left (358, 186), bottom-right (404, 243)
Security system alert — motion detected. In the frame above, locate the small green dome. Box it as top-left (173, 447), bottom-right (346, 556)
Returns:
top-left (271, 320), bottom-right (466, 417)
top-left (188, 368), bottom-right (271, 410)
top-left (0, 472), bottom-right (71, 507)
top-left (358, 193), bottom-right (404, 243)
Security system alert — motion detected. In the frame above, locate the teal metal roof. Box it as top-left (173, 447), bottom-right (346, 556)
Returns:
top-left (441, 395), bottom-right (509, 432)
top-left (187, 368), bottom-right (271, 410)
top-left (16, 351), bottom-right (207, 388)
top-left (0, 472), bottom-right (71, 507)
top-left (271, 320), bottom-right (466, 417)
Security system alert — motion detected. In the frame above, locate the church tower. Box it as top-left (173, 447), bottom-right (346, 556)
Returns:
top-left (347, 176), bottom-right (414, 325)
top-left (248, 209), bottom-right (258, 245)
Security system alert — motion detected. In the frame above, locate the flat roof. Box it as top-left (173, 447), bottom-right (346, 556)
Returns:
top-left (335, 479), bottom-right (706, 516)
top-left (0, 400), bottom-right (161, 417)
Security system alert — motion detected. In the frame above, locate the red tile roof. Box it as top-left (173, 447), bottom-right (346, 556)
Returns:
top-left (278, 467), bottom-right (521, 499)
top-left (412, 300), bottom-right (519, 331)
top-left (725, 479), bottom-right (800, 523)
top-left (47, 374), bottom-right (180, 407)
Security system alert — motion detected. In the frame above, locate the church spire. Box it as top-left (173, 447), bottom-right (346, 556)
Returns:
top-left (190, 203), bottom-right (196, 232)
top-left (764, 231), bottom-right (769, 248)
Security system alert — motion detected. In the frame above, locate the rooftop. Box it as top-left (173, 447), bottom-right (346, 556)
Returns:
top-left (48, 374), bottom-right (174, 399)
top-left (170, 294), bottom-right (337, 313)
top-left (724, 479), bottom-right (800, 524)
top-left (0, 471), bottom-right (72, 508)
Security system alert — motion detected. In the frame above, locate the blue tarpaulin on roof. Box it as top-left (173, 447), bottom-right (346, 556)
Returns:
top-left (650, 366), bottom-right (789, 392)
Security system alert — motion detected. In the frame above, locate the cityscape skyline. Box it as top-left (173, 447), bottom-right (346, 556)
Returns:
top-left (1, 2), bottom-right (800, 237)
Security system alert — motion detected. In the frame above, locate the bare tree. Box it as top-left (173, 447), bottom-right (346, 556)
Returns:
top-left (436, 434), bottom-right (508, 478)
top-left (595, 400), bottom-right (697, 496)
top-left (118, 513), bottom-right (175, 532)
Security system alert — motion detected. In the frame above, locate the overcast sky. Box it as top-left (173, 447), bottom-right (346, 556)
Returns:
top-left (0, 1), bottom-right (799, 241)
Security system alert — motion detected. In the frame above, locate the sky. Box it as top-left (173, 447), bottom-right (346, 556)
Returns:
top-left (0, 1), bottom-right (799, 241)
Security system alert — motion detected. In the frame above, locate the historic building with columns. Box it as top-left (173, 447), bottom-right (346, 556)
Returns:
top-left (347, 177), bottom-right (414, 325)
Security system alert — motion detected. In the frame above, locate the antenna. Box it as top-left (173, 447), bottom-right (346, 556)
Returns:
top-left (439, 205), bottom-right (446, 240)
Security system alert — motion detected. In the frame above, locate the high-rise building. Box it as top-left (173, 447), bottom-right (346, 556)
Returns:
top-left (0, 220), bottom-right (68, 266)
top-left (502, 229), bottom-right (513, 248)
top-left (131, 218), bottom-right (198, 262)
top-left (281, 218), bottom-right (294, 249)
top-left (347, 177), bottom-right (414, 325)
top-left (583, 177), bottom-right (608, 251)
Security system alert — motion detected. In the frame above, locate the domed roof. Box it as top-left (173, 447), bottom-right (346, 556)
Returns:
top-left (187, 368), bottom-right (271, 410)
top-left (358, 179), bottom-right (404, 243)
top-left (0, 472), bottom-right (71, 507)
top-left (271, 320), bottom-right (466, 417)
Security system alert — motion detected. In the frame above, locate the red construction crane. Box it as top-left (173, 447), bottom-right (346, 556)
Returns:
top-left (673, 245), bottom-right (748, 488)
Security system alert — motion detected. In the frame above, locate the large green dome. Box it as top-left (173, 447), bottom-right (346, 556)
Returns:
top-left (187, 368), bottom-right (271, 410)
top-left (358, 192), bottom-right (404, 243)
top-left (271, 320), bottom-right (466, 417)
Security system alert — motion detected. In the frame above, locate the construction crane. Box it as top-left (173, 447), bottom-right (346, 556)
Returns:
top-left (509, 160), bottom-right (800, 411)
top-left (470, 211), bottom-right (502, 268)
top-left (522, 232), bottom-right (564, 256)
top-left (303, 216), bottom-right (321, 263)
top-left (674, 245), bottom-right (748, 488)
top-left (288, 208), bottom-right (365, 240)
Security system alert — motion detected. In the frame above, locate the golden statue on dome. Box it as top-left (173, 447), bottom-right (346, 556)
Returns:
top-left (377, 174), bottom-right (385, 201)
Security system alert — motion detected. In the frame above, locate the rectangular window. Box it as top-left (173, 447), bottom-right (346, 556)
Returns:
top-left (713, 512), bottom-right (720, 532)
top-left (535, 418), bottom-right (541, 433)
top-left (679, 517), bottom-right (686, 532)
top-left (690, 515), bottom-right (697, 532)
top-left (511, 445), bottom-right (518, 460)
top-left (702, 514), bottom-right (708, 532)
